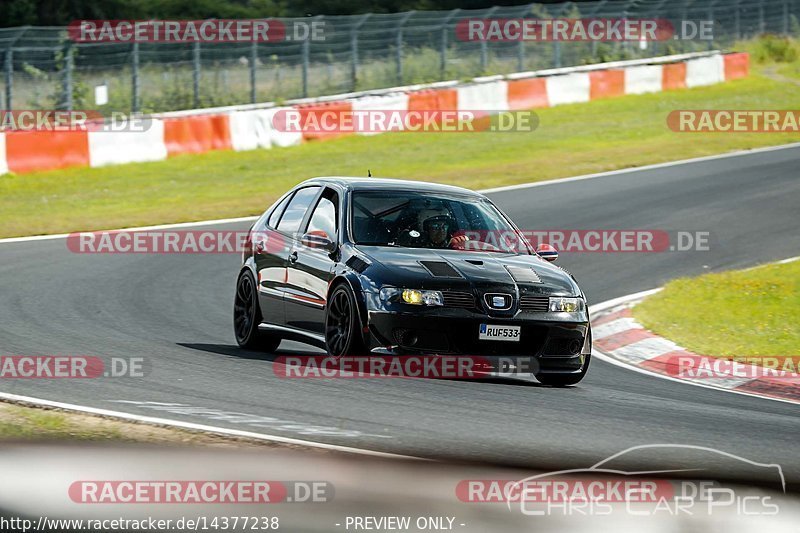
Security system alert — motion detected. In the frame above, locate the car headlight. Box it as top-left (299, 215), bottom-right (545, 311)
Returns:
top-left (549, 296), bottom-right (585, 313)
top-left (380, 287), bottom-right (443, 306)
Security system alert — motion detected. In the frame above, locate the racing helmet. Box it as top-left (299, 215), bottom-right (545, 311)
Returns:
top-left (417, 208), bottom-right (453, 233)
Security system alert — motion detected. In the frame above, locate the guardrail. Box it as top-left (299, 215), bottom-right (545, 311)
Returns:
top-left (0, 0), bottom-right (791, 114)
top-left (0, 51), bottom-right (749, 176)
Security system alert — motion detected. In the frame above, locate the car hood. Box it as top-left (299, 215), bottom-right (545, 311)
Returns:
top-left (355, 246), bottom-right (580, 297)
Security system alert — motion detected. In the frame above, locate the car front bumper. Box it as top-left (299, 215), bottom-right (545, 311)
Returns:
top-left (365, 309), bottom-right (590, 374)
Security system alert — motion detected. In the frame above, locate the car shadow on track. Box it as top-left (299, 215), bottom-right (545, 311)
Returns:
top-left (176, 343), bottom-right (547, 387)
top-left (176, 342), bottom-right (284, 361)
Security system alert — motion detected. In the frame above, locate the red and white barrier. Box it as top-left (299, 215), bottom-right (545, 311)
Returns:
top-left (0, 51), bottom-right (749, 176)
top-left (589, 70), bottom-right (625, 99)
top-left (506, 77), bottom-right (549, 110)
top-left (163, 114), bottom-right (232, 156)
top-left (229, 110), bottom-right (269, 151)
top-left (662, 62), bottom-right (687, 90)
top-left (88, 119), bottom-right (168, 167)
top-left (457, 80), bottom-right (509, 112)
top-left (228, 107), bottom-right (305, 150)
top-left (685, 55), bottom-right (725, 87)
top-left (546, 73), bottom-right (591, 106)
top-left (5, 130), bottom-right (90, 174)
top-left (0, 133), bottom-right (7, 176)
top-left (266, 108), bottom-right (304, 147)
top-left (624, 65), bottom-right (663, 95)
top-left (350, 93), bottom-right (410, 136)
top-left (723, 52), bottom-right (749, 80)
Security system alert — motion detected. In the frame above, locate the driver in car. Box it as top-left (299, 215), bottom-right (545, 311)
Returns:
top-left (398, 208), bottom-right (469, 249)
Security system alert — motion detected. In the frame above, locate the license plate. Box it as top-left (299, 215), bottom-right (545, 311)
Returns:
top-left (479, 324), bottom-right (521, 342)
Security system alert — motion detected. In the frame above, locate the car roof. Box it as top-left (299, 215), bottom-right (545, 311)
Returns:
top-left (298, 177), bottom-right (483, 197)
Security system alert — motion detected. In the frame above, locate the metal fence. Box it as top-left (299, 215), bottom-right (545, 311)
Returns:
top-left (2, 0), bottom-right (798, 114)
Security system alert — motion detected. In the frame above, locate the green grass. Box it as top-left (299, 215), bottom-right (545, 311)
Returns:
top-left (0, 403), bottom-right (124, 441)
top-left (741, 34), bottom-right (800, 83)
top-left (2, 43), bottom-right (800, 238)
top-left (0, 402), bottom-right (285, 447)
top-left (633, 260), bottom-right (800, 358)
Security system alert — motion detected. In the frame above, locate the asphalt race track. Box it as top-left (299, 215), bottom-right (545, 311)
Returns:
top-left (2, 144), bottom-right (799, 489)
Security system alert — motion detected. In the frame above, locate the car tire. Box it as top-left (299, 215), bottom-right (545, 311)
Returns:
top-left (325, 283), bottom-right (366, 357)
top-left (233, 270), bottom-right (281, 352)
top-left (535, 352), bottom-right (591, 387)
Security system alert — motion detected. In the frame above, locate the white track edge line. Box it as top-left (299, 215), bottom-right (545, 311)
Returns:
top-left (0, 215), bottom-right (260, 244)
top-left (591, 348), bottom-right (799, 406)
top-left (479, 141), bottom-right (800, 194)
top-left (3, 141), bottom-right (800, 245)
top-left (0, 258), bottom-right (796, 451)
top-left (589, 257), bottom-right (800, 406)
top-left (0, 391), bottom-right (421, 460)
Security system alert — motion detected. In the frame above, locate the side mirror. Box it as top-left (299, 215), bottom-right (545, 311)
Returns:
top-left (536, 243), bottom-right (559, 262)
top-left (301, 230), bottom-right (336, 252)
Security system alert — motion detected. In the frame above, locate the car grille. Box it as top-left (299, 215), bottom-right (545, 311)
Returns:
top-left (519, 295), bottom-right (549, 312)
top-left (442, 291), bottom-right (476, 309)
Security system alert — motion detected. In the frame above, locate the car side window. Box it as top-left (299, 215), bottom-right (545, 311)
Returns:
top-left (276, 186), bottom-right (321, 234)
top-left (267, 193), bottom-right (293, 229)
top-left (305, 189), bottom-right (339, 241)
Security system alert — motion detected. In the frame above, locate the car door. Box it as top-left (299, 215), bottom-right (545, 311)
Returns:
top-left (284, 187), bottom-right (340, 334)
top-left (255, 185), bottom-right (321, 327)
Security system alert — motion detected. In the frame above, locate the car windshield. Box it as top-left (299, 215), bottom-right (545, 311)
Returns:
top-left (350, 190), bottom-right (530, 253)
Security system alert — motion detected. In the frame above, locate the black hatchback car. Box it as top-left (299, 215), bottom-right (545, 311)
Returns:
top-left (234, 177), bottom-right (591, 386)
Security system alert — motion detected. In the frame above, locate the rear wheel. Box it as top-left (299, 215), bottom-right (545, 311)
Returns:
top-left (325, 284), bottom-right (366, 357)
top-left (233, 270), bottom-right (281, 352)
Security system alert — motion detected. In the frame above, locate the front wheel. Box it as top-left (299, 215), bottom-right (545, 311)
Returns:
top-left (325, 284), bottom-right (366, 357)
top-left (233, 270), bottom-right (281, 352)
top-left (535, 353), bottom-right (591, 387)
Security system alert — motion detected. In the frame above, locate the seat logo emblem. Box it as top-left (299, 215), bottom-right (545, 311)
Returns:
top-left (484, 293), bottom-right (512, 310)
